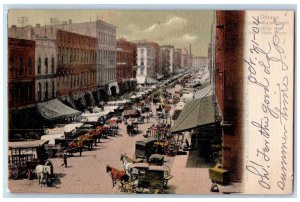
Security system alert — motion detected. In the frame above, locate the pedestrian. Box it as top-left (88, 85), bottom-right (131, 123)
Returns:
top-left (79, 147), bottom-right (82, 157)
top-left (185, 138), bottom-right (190, 149)
top-left (61, 153), bottom-right (68, 168)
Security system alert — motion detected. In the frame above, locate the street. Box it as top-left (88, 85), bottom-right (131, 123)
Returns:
top-left (8, 89), bottom-right (213, 194)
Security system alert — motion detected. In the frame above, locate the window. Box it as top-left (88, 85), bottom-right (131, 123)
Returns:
top-left (38, 83), bottom-right (42, 101)
top-left (37, 57), bottom-right (41, 74)
top-left (51, 57), bottom-right (55, 73)
top-left (28, 58), bottom-right (32, 75)
top-left (45, 82), bottom-right (49, 100)
top-left (45, 57), bottom-right (48, 74)
top-left (19, 58), bottom-right (24, 76)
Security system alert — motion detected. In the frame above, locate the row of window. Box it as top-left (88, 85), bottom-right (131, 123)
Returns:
top-left (99, 31), bottom-right (116, 46)
top-left (98, 49), bottom-right (116, 65)
top-left (9, 85), bottom-right (34, 108)
top-left (58, 32), bottom-right (96, 47)
top-left (9, 56), bottom-right (33, 78)
top-left (57, 71), bottom-right (96, 92)
top-left (58, 47), bottom-right (96, 64)
top-left (37, 56), bottom-right (55, 74)
top-left (37, 81), bottom-right (56, 102)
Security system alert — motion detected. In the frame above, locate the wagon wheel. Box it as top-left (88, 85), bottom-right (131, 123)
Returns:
top-left (149, 184), bottom-right (164, 194)
top-left (9, 164), bottom-right (19, 180)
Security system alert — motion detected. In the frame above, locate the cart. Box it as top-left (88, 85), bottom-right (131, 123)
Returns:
top-left (8, 140), bottom-right (48, 180)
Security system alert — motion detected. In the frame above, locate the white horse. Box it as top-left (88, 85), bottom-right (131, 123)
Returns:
top-left (35, 165), bottom-right (52, 187)
top-left (120, 154), bottom-right (142, 180)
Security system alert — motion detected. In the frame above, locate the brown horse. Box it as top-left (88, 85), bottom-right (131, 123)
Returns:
top-left (106, 165), bottom-right (129, 188)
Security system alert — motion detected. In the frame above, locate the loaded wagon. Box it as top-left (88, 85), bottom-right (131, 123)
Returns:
top-left (8, 140), bottom-right (48, 180)
top-left (126, 163), bottom-right (173, 194)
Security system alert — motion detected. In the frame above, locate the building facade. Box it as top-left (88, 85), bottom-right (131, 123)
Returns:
top-left (159, 48), bottom-right (170, 76)
top-left (116, 38), bottom-right (137, 94)
top-left (35, 37), bottom-right (57, 102)
top-left (8, 38), bottom-right (35, 109)
top-left (136, 42), bottom-right (156, 85)
top-left (160, 45), bottom-right (174, 73)
top-left (173, 48), bottom-right (182, 71)
top-left (215, 11), bottom-right (245, 182)
top-left (181, 48), bottom-right (189, 68)
top-left (56, 30), bottom-right (97, 106)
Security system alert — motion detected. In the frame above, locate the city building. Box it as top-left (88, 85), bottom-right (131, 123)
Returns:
top-left (215, 10), bottom-right (245, 182)
top-left (160, 45), bottom-right (174, 73)
top-left (10, 19), bottom-right (118, 101)
top-left (116, 38), bottom-right (137, 94)
top-left (173, 48), bottom-right (182, 71)
top-left (159, 48), bottom-right (170, 76)
top-left (56, 29), bottom-right (97, 109)
top-left (181, 48), bottom-right (189, 68)
top-left (8, 37), bottom-right (35, 110)
top-left (35, 37), bottom-right (57, 102)
top-left (136, 41), bottom-right (156, 85)
top-left (192, 56), bottom-right (209, 70)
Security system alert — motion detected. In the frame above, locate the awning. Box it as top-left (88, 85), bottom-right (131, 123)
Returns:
top-left (194, 83), bottom-right (212, 99)
top-left (37, 99), bottom-right (81, 121)
top-left (8, 140), bottom-right (49, 149)
top-left (107, 82), bottom-right (120, 95)
top-left (146, 77), bottom-right (158, 84)
top-left (171, 95), bottom-right (215, 133)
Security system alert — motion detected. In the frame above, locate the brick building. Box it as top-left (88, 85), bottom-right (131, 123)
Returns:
top-left (181, 48), bottom-right (189, 68)
top-left (160, 45), bottom-right (174, 73)
top-left (8, 38), bottom-right (35, 109)
top-left (116, 38), bottom-right (137, 94)
top-left (56, 30), bottom-right (97, 108)
top-left (215, 11), bottom-right (245, 182)
top-left (173, 48), bottom-right (182, 71)
top-left (159, 48), bottom-right (170, 76)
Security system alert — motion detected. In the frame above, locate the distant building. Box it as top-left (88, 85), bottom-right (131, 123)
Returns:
top-left (8, 37), bottom-right (35, 109)
top-left (159, 48), bottom-right (170, 76)
top-left (35, 37), bottom-right (57, 102)
top-left (136, 41), bottom-right (156, 85)
top-left (192, 56), bottom-right (209, 70)
top-left (173, 48), bottom-right (182, 71)
top-left (160, 45), bottom-right (174, 73)
top-left (56, 30), bottom-right (97, 108)
top-left (181, 48), bottom-right (189, 68)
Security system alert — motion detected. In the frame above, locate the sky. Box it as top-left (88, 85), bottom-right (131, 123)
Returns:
top-left (8, 10), bottom-right (214, 57)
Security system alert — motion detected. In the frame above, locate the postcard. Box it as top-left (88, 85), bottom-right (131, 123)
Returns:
top-left (6, 9), bottom-right (294, 194)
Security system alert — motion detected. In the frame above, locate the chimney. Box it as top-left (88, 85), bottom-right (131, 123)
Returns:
top-left (68, 19), bottom-right (72, 24)
top-left (189, 44), bottom-right (192, 56)
top-left (36, 24), bottom-right (40, 28)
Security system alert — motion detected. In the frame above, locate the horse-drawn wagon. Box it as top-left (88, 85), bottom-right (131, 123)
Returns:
top-left (8, 140), bottom-right (48, 180)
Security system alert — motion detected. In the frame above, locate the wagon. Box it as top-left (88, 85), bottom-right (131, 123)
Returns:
top-left (127, 163), bottom-right (173, 194)
top-left (8, 140), bottom-right (48, 180)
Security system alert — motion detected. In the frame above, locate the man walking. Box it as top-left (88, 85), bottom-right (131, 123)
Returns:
top-left (61, 153), bottom-right (68, 168)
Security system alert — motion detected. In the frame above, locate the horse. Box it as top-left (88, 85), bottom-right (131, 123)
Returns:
top-left (35, 165), bottom-right (52, 187)
top-left (106, 165), bottom-right (129, 190)
top-left (44, 160), bottom-right (54, 180)
top-left (120, 154), bottom-right (142, 179)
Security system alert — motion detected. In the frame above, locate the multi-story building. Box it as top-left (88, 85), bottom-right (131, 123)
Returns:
top-left (148, 42), bottom-right (160, 78)
top-left (160, 45), bottom-right (174, 73)
top-left (173, 48), bottom-right (182, 71)
top-left (192, 56), bottom-right (209, 70)
top-left (35, 37), bottom-right (57, 102)
top-left (8, 37), bottom-right (35, 109)
top-left (159, 48), bottom-right (170, 76)
top-left (56, 30), bottom-right (97, 108)
top-left (181, 48), bottom-right (189, 68)
top-left (10, 19), bottom-right (118, 100)
top-left (215, 10), bottom-right (245, 182)
top-left (136, 41), bottom-right (156, 85)
top-left (116, 38), bottom-right (137, 94)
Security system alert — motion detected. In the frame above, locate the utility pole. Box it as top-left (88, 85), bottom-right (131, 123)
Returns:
top-left (17, 16), bottom-right (28, 28)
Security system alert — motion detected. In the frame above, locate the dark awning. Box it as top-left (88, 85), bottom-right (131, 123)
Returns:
top-left (37, 99), bottom-right (81, 121)
top-left (171, 95), bottom-right (215, 133)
